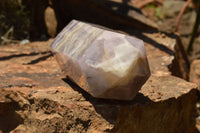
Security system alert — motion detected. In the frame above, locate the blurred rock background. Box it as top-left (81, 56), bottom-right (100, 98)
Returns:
top-left (0, 0), bottom-right (197, 46)
top-left (1, 0), bottom-right (199, 83)
top-left (0, 0), bottom-right (198, 54)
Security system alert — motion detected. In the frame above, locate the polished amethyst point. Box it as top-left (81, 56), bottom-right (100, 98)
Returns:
top-left (50, 20), bottom-right (150, 100)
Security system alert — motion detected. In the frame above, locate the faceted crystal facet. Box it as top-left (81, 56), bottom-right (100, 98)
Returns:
top-left (50, 20), bottom-right (150, 100)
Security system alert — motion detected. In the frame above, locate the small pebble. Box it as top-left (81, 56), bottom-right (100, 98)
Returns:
top-left (196, 103), bottom-right (200, 108)
top-left (20, 39), bottom-right (30, 45)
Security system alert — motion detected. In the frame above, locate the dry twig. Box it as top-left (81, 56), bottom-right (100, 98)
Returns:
top-left (175, 0), bottom-right (192, 32)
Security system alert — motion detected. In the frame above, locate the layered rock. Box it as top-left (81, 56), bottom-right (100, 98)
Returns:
top-left (0, 32), bottom-right (198, 133)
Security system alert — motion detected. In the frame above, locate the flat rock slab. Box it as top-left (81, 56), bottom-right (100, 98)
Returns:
top-left (0, 33), bottom-right (198, 133)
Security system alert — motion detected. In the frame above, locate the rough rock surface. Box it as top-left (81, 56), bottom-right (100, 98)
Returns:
top-left (0, 32), bottom-right (198, 133)
top-left (190, 59), bottom-right (200, 88)
top-left (140, 32), bottom-right (190, 80)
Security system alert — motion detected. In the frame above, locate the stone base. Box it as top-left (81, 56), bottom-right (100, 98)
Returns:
top-left (0, 34), bottom-right (198, 133)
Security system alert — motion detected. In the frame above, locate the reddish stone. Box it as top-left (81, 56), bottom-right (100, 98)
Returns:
top-left (0, 33), bottom-right (198, 132)
top-left (190, 59), bottom-right (200, 88)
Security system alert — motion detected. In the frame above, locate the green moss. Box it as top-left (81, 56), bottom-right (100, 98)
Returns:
top-left (144, 4), bottom-right (163, 19)
top-left (155, 8), bottom-right (163, 19)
